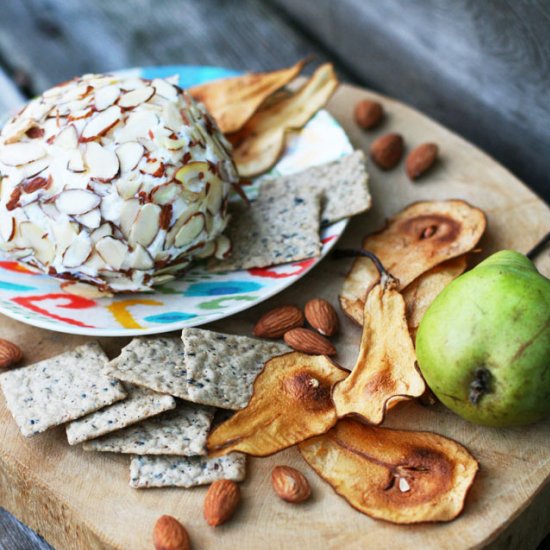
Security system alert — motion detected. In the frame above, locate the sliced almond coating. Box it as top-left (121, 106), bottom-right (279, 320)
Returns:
top-left (116, 142), bottom-right (144, 173)
top-left (90, 222), bottom-right (112, 243)
top-left (194, 240), bottom-right (216, 259)
top-left (403, 255), bottom-right (468, 339)
top-left (116, 110), bottom-right (159, 142)
top-left (140, 158), bottom-right (164, 177)
top-left (130, 203), bottom-right (161, 247)
top-left (160, 136), bottom-right (186, 150)
top-left (52, 221), bottom-right (78, 255)
top-left (0, 216), bottom-right (16, 242)
top-left (53, 125), bottom-right (78, 149)
top-left (153, 78), bottom-right (178, 100)
top-left (22, 157), bottom-right (50, 179)
top-left (174, 212), bottom-right (204, 248)
top-left (67, 150), bottom-right (85, 173)
top-left (152, 274), bottom-right (175, 286)
top-left (3, 117), bottom-right (35, 144)
top-left (56, 189), bottom-right (101, 216)
top-left (207, 352), bottom-right (348, 458)
top-left (228, 63), bottom-right (339, 177)
top-left (19, 221), bottom-right (55, 264)
top-left (118, 86), bottom-right (155, 109)
top-left (0, 142), bottom-right (46, 166)
top-left (333, 259), bottom-right (425, 424)
top-left (206, 178), bottom-right (223, 214)
top-left (80, 105), bottom-right (122, 142)
top-left (94, 85), bottom-right (120, 111)
top-left (339, 200), bottom-right (487, 325)
top-left (84, 142), bottom-right (120, 181)
top-left (115, 173), bottom-right (142, 200)
top-left (119, 198), bottom-right (141, 238)
top-left (190, 60), bottom-right (306, 133)
top-left (95, 236), bottom-right (128, 270)
top-left (162, 102), bottom-right (184, 132)
top-left (63, 233), bottom-right (93, 268)
top-left (164, 203), bottom-right (201, 248)
top-left (67, 107), bottom-right (93, 121)
top-left (75, 208), bottom-right (101, 230)
top-left (214, 235), bottom-right (232, 260)
top-left (127, 244), bottom-right (154, 270)
top-left (299, 419), bottom-right (478, 524)
top-left (151, 182), bottom-right (179, 205)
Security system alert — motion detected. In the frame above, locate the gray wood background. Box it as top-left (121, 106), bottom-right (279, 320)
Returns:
top-left (0, 0), bottom-right (548, 548)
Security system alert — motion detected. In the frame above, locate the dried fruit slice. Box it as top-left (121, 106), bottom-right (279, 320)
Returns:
top-left (299, 419), bottom-right (478, 524)
top-left (332, 252), bottom-right (425, 424)
top-left (207, 352), bottom-right (347, 458)
top-left (403, 255), bottom-right (468, 339)
top-left (339, 200), bottom-right (486, 325)
top-left (228, 63), bottom-right (339, 177)
top-left (190, 59), bottom-right (306, 133)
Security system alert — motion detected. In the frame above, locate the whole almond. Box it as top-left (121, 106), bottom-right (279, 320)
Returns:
top-left (0, 339), bottom-right (23, 369)
top-left (272, 466), bottom-right (311, 503)
top-left (283, 328), bottom-right (336, 356)
top-left (204, 479), bottom-right (240, 527)
top-left (253, 305), bottom-right (304, 339)
top-left (370, 133), bottom-right (404, 170)
top-left (153, 515), bottom-right (190, 550)
top-left (305, 298), bottom-right (339, 337)
top-left (354, 99), bottom-right (384, 129)
top-left (406, 142), bottom-right (439, 179)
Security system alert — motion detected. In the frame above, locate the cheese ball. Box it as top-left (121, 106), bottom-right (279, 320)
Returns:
top-left (0, 73), bottom-right (237, 292)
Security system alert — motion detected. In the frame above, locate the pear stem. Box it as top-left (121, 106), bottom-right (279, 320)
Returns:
top-left (469, 367), bottom-right (492, 405)
top-left (527, 231), bottom-right (550, 261)
top-left (332, 249), bottom-right (396, 286)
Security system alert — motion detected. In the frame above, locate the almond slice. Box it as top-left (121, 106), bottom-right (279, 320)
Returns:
top-left (56, 189), bottom-right (101, 215)
top-left (21, 157), bottom-right (50, 179)
top-left (153, 78), bottom-right (178, 100)
top-left (206, 178), bottom-right (224, 214)
top-left (118, 86), bottom-right (155, 109)
top-left (90, 222), bottom-right (112, 243)
top-left (127, 244), bottom-right (154, 270)
top-left (194, 240), bottom-right (216, 259)
top-left (130, 203), bottom-right (161, 247)
top-left (116, 110), bottom-right (159, 142)
top-left (214, 234), bottom-right (232, 259)
top-left (116, 173), bottom-right (142, 200)
top-left (0, 142), bottom-right (46, 166)
top-left (116, 142), bottom-right (144, 173)
top-left (85, 142), bottom-right (120, 181)
top-left (0, 216), bottom-right (16, 242)
top-left (75, 208), bottom-right (101, 229)
top-left (63, 233), bottom-right (93, 267)
top-left (67, 107), bottom-right (94, 122)
top-left (95, 236), bottom-right (128, 270)
top-left (80, 105), bottom-right (122, 142)
top-left (139, 158), bottom-right (165, 177)
top-left (151, 182), bottom-right (179, 204)
top-left (174, 212), bottom-right (204, 248)
top-left (54, 125), bottom-right (78, 149)
top-left (94, 85), bottom-right (121, 111)
top-left (119, 198), bottom-right (141, 237)
top-left (162, 102), bottom-right (184, 132)
top-left (19, 221), bottom-right (55, 264)
top-left (52, 222), bottom-right (78, 255)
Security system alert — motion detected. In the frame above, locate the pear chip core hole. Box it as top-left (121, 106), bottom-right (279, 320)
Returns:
top-left (469, 367), bottom-right (493, 405)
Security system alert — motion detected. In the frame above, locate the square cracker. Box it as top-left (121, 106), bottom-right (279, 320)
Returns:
top-left (129, 453), bottom-right (246, 488)
top-left (0, 342), bottom-right (126, 437)
top-left (82, 402), bottom-right (214, 455)
top-left (105, 337), bottom-right (191, 400)
top-left (66, 384), bottom-right (176, 445)
top-left (209, 188), bottom-right (322, 272)
top-left (182, 327), bottom-right (290, 410)
top-left (259, 150), bottom-right (371, 225)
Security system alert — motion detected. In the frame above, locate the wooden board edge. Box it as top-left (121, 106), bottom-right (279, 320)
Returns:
top-left (0, 449), bottom-right (119, 550)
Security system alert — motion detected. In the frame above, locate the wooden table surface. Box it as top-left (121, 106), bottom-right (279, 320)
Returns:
top-left (0, 1), bottom-right (548, 549)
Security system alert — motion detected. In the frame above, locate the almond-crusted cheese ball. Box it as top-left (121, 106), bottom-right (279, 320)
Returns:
top-left (0, 73), bottom-right (237, 292)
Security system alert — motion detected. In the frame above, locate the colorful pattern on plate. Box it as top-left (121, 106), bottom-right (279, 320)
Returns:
top-left (0, 65), bottom-right (352, 336)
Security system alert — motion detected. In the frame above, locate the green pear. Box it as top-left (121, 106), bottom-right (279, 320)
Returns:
top-left (416, 250), bottom-right (550, 427)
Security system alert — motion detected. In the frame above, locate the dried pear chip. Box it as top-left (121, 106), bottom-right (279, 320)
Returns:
top-left (207, 352), bottom-right (348, 457)
top-left (189, 60), bottom-right (306, 134)
top-left (299, 419), bottom-right (479, 524)
top-left (228, 63), bottom-right (339, 178)
top-left (339, 200), bottom-right (486, 325)
top-left (404, 255), bottom-right (468, 338)
top-left (333, 252), bottom-right (425, 423)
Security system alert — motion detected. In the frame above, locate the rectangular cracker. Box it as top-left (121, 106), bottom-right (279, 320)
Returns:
top-left (105, 337), bottom-right (191, 400)
top-left (0, 342), bottom-right (126, 437)
top-left (182, 328), bottom-right (290, 410)
top-left (259, 150), bottom-right (371, 225)
top-left (209, 188), bottom-right (322, 272)
top-left (129, 453), bottom-right (247, 488)
top-left (66, 384), bottom-right (176, 445)
top-left (82, 402), bottom-right (215, 456)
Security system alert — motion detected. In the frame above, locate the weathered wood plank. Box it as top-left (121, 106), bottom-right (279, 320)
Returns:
top-left (0, 0), bottom-right (353, 96)
top-left (0, 67), bottom-right (25, 118)
top-left (270, 0), bottom-right (550, 201)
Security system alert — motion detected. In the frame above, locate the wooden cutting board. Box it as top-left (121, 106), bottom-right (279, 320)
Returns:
top-left (0, 83), bottom-right (549, 550)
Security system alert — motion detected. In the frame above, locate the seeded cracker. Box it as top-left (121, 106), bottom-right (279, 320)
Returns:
top-left (209, 189), bottom-right (322, 272)
top-left (182, 328), bottom-right (290, 410)
top-left (259, 150), bottom-right (371, 225)
top-left (130, 453), bottom-right (246, 488)
top-left (66, 384), bottom-right (176, 445)
top-left (0, 342), bottom-right (126, 437)
top-left (105, 337), bottom-right (192, 400)
top-left (82, 402), bottom-right (214, 455)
